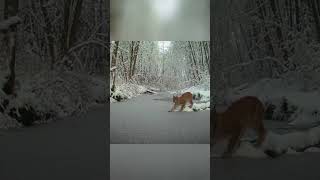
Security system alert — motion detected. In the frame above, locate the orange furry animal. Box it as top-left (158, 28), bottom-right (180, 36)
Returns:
top-left (169, 92), bottom-right (193, 112)
top-left (211, 96), bottom-right (267, 158)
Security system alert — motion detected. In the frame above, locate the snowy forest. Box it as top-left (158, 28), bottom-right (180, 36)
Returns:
top-left (110, 41), bottom-right (210, 144)
top-left (110, 41), bottom-right (210, 107)
top-left (212, 0), bottom-right (320, 158)
top-left (0, 0), bottom-right (108, 129)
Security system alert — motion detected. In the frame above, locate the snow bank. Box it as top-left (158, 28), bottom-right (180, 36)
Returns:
top-left (286, 148), bottom-right (301, 155)
top-left (0, 71), bottom-right (107, 129)
top-left (304, 147), bottom-right (320, 152)
top-left (21, 71), bottom-right (107, 116)
top-left (260, 127), bottom-right (320, 155)
top-left (237, 126), bottom-right (320, 158)
top-left (212, 127), bottom-right (320, 159)
top-left (192, 102), bottom-right (210, 111)
top-left (263, 131), bottom-right (310, 154)
top-left (110, 83), bottom-right (150, 102)
top-left (228, 78), bottom-right (320, 126)
top-left (0, 112), bottom-right (21, 129)
top-left (234, 142), bottom-right (268, 158)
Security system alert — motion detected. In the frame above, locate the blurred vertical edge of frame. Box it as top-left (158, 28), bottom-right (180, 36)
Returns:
top-left (0, 0), bottom-right (110, 179)
top-left (0, 0), bottom-right (110, 125)
top-left (212, 0), bottom-right (320, 179)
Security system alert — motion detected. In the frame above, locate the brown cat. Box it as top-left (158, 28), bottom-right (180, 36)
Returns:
top-left (211, 96), bottom-right (267, 158)
top-left (169, 92), bottom-right (193, 112)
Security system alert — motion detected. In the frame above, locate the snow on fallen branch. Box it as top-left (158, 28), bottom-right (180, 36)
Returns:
top-left (110, 66), bottom-right (117, 72)
top-left (0, 16), bottom-right (22, 31)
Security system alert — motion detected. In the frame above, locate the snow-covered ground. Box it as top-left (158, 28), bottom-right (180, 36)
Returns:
top-left (110, 83), bottom-right (151, 102)
top-left (212, 78), bottom-right (320, 158)
top-left (0, 70), bottom-right (107, 129)
top-left (212, 127), bottom-right (320, 159)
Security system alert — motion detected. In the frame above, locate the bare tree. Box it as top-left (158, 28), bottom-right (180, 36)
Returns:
top-left (2, 0), bottom-right (19, 95)
top-left (62, 0), bottom-right (84, 70)
top-left (111, 41), bottom-right (119, 91)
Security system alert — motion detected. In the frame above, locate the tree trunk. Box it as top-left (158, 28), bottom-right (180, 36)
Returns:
top-left (188, 41), bottom-right (201, 82)
top-left (111, 41), bottom-right (119, 92)
top-left (62, 0), bottom-right (84, 70)
top-left (295, 0), bottom-right (300, 31)
top-left (257, 0), bottom-right (275, 57)
top-left (131, 41), bottom-right (140, 78)
top-left (119, 51), bottom-right (128, 82)
top-left (128, 42), bottom-right (134, 80)
top-left (240, 24), bottom-right (254, 61)
top-left (2, 0), bottom-right (19, 96)
top-left (310, 0), bottom-right (320, 43)
top-left (269, 0), bottom-right (289, 65)
top-left (40, 0), bottom-right (56, 70)
top-left (199, 42), bottom-right (205, 71)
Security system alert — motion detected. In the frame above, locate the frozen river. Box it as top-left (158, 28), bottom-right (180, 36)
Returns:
top-left (111, 93), bottom-right (210, 144)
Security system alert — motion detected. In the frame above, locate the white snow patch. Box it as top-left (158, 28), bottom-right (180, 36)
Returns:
top-left (234, 142), bottom-right (268, 158)
top-left (262, 127), bottom-right (320, 153)
top-left (111, 83), bottom-right (149, 102)
top-left (0, 71), bottom-right (107, 129)
top-left (110, 97), bottom-right (117, 103)
top-left (211, 127), bottom-right (320, 159)
top-left (287, 148), bottom-right (301, 155)
top-left (304, 147), bottom-right (320, 153)
top-left (192, 102), bottom-right (210, 111)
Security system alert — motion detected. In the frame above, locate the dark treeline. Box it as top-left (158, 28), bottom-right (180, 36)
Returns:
top-left (0, 0), bottom-right (108, 95)
top-left (212, 0), bottom-right (320, 102)
top-left (0, 0), bottom-right (108, 127)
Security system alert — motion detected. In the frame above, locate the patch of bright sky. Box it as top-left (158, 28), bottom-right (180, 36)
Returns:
top-left (158, 41), bottom-right (171, 53)
top-left (151, 0), bottom-right (180, 21)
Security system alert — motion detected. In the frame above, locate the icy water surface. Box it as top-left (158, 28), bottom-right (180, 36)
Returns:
top-left (111, 93), bottom-right (210, 143)
top-left (111, 144), bottom-right (210, 180)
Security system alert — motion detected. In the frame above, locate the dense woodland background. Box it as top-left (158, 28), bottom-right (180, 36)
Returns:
top-left (212, 0), bottom-right (320, 102)
top-left (110, 41), bottom-right (210, 93)
top-left (211, 0), bottom-right (320, 156)
top-left (0, 0), bottom-right (108, 128)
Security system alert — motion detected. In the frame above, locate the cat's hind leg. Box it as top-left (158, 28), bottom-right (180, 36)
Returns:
top-left (179, 103), bottom-right (186, 112)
